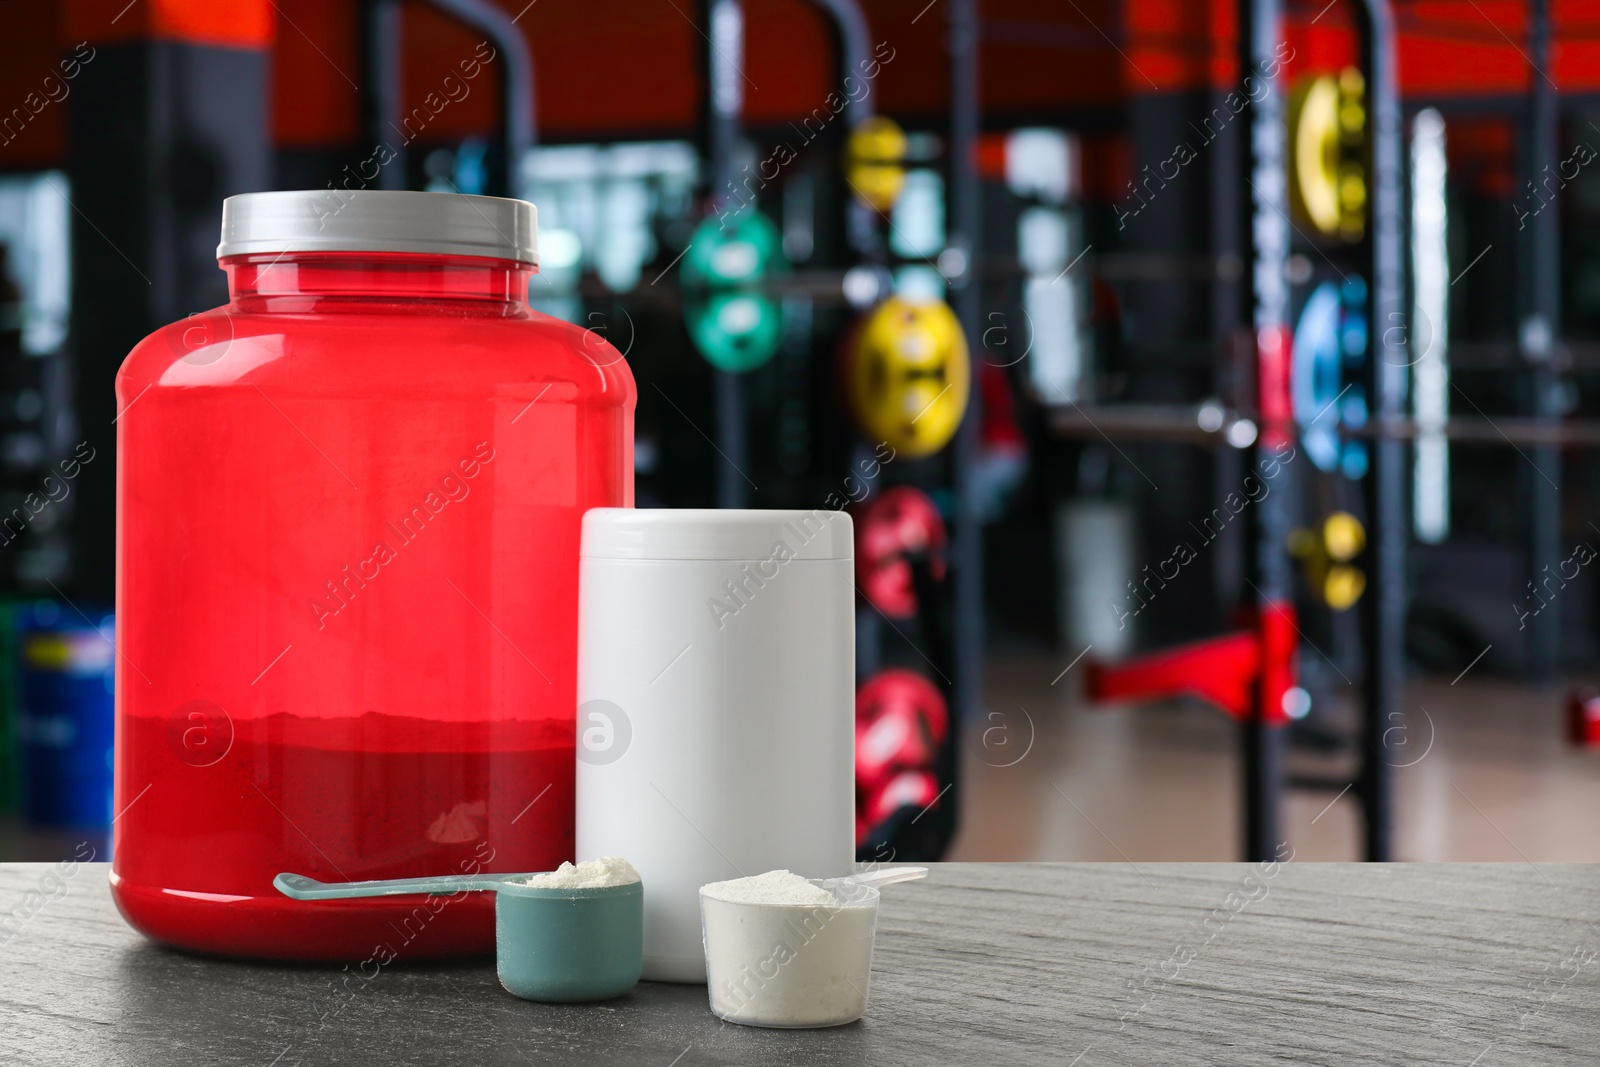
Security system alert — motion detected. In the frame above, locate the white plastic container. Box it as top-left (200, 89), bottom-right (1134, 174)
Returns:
top-left (576, 509), bottom-right (856, 982)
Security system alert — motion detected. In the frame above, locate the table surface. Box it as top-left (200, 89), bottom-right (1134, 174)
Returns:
top-left (1, 861), bottom-right (1597, 1066)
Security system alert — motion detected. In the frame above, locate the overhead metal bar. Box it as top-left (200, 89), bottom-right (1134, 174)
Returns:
top-left (364, 0), bottom-right (538, 196)
top-left (1049, 406), bottom-right (1600, 446)
top-left (426, 0), bottom-right (538, 193)
top-left (805, 0), bottom-right (880, 256)
top-left (806, 0), bottom-right (873, 128)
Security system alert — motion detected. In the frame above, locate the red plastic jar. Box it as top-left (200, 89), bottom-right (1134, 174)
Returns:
top-left (112, 190), bottom-right (633, 960)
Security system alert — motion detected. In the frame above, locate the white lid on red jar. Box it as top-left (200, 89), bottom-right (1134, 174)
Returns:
top-left (582, 509), bottom-right (853, 562)
top-left (217, 190), bottom-right (538, 265)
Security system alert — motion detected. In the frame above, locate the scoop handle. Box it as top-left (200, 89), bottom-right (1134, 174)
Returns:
top-left (842, 866), bottom-right (929, 890)
top-left (273, 871), bottom-right (513, 900)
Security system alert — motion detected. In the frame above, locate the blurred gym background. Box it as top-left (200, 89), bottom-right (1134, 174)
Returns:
top-left (1, 0), bottom-right (1598, 864)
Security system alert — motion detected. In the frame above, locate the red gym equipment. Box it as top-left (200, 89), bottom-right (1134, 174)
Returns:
top-left (1086, 604), bottom-right (1299, 726)
top-left (855, 668), bottom-right (949, 793)
top-left (1085, 600), bottom-right (1301, 856)
top-left (864, 769), bottom-right (941, 829)
top-left (855, 487), bottom-right (947, 619)
top-left (854, 668), bottom-right (949, 842)
top-left (1084, 316), bottom-right (1304, 857)
top-left (1567, 688), bottom-right (1600, 748)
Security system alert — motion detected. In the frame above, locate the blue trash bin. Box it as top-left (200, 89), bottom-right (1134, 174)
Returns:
top-left (16, 601), bottom-right (115, 827)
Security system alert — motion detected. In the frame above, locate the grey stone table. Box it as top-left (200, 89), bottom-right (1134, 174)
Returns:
top-left (1, 862), bottom-right (1597, 1065)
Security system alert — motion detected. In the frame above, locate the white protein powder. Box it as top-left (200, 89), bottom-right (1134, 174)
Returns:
top-left (700, 870), bottom-right (877, 1028)
top-left (701, 869), bottom-right (835, 907)
top-left (514, 856), bottom-right (639, 889)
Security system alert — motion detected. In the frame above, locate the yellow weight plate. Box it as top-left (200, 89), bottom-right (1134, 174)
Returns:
top-left (1289, 69), bottom-right (1367, 241)
top-left (847, 295), bottom-right (970, 458)
top-left (1323, 511), bottom-right (1366, 562)
top-left (1324, 564), bottom-right (1367, 611)
top-left (846, 117), bottom-right (910, 212)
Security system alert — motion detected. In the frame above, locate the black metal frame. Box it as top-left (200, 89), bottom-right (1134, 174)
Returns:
top-left (1239, 0), bottom-right (1293, 860)
top-left (1048, 0), bottom-right (1407, 861)
top-left (1523, 0), bottom-right (1562, 687)
top-left (1355, 0), bottom-right (1406, 861)
top-left (946, 0), bottom-right (983, 847)
top-left (362, 0), bottom-right (535, 197)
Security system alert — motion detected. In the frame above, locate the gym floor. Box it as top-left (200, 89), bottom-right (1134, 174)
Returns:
top-left (949, 652), bottom-right (1600, 862)
top-left (8, 655), bottom-right (1594, 866)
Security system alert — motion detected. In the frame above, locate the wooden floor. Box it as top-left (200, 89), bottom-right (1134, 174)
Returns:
top-left (948, 652), bottom-right (1600, 862)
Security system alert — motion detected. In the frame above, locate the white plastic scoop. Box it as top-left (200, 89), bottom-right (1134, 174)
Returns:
top-left (817, 866), bottom-right (929, 893)
top-left (699, 866), bottom-right (929, 1028)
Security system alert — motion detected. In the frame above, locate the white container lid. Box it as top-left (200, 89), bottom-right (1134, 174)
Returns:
top-left (218, 190), bottom-right (538, 265)
top-left (582, 508), bottom-right (853, 561)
